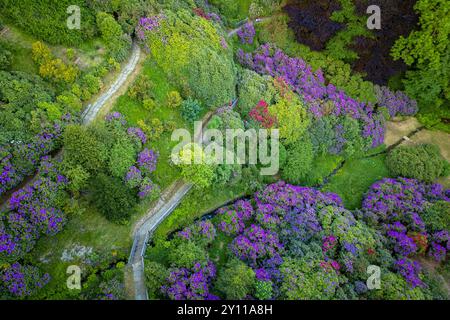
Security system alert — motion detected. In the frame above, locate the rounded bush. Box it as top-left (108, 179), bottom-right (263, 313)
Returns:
top-left (386, 144), bottom-right (449, 182)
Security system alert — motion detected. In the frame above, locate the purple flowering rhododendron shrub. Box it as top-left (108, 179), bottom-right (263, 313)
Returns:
top-left (0, 157), bottom-right (68, 296)
top-left (104, 112), bottom-right (160, 201)
top-left (237, 22), bottom-right (256, 45)
top-left (0, 115), bottom-right (74, 197)
top-left (360, 177), bottom-right (450, 287)
top-left (1, 262), bottom-right (50, 297)
top-left (161, 261), bottom-right (217, 300)
top-left (1, 157), bottom-right (68, 263)
top-left (150, 181), bottom-right (449, 300)
top-left (237, 44), bottom-right (418, 148)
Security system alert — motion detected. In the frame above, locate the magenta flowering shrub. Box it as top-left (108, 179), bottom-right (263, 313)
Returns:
top-left (322, 235), bottom-right (338, 253)
top-left (361, 177), bottom-right (450, 284)
top-left (137, 148), bottom-right (158, 175)
top-left (161, 261), bottom-right (216, 300)
top-left (237, 44), bottom-right (417, 147)
top-left (374, 85), bottom-right (418, 118)
top-left (237, 22), bottom-right (256, 44)
top-left (127, 127), bottom-right (147, 145)
top-left (0, 116), bottom-right (72, 197)
top-left (217, 200), bottom-right (254, 235)
top-left (1, 262), bottom-right (50, 297)
top-left (230, 224), bottom-right (284, 268)
top-left (177, 220), bottom-right (216, 245)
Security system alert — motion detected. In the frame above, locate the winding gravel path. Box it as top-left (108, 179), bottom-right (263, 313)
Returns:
top-left (127, 101), bottom-right (238, 300)
top-left (82, 43), bottom-right (141, 124)
top-left (125, 14), bottom-right (272, 301)
top-left (0, 44), bottom-right (141, 208)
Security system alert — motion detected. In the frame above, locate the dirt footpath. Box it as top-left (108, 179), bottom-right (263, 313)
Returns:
top-left (384, 117), bottom-right (422, 147)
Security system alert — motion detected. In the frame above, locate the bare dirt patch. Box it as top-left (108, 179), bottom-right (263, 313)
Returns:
top-left (384, 117), bottom-right (422, 147)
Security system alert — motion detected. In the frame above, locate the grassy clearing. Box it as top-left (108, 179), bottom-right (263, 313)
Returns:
top-left (322, 155), bottom-right (390, 209)
top-left (0, 25), bottom-right (37, 74)
top-left (303, 154), bottom-right (344, 186)
top-left (29, 201), bottom-right (134, 298)
top-left (0, 24), bottom-right (105, 74)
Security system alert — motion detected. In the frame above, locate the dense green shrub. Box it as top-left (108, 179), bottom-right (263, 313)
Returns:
top-left (255, 280), bottom-right (273, 300)
top-left (181, 98), bottom-right (203, 123)
top-left (386, 144), bottom-right (449, 182)
top-left (128, 75), bottom-right (154, 101)
top-left (391, 0), bottom-right (450, 113)
top-left (237, 69), bottom-right (276, 116)
top-left (62, 125), bottom-right (107, 173)
top-left (325, 0), bottom-right (372, 62)
top-left (167, 91), bottom-right (182, 108)
top-left (281, 136), bottom-right (314, 184)
top-left (142, 10), bottom-right (236, 106)
top-left (108, 136), bottom-right (137, 178)
top-left (168, 241), bottom-right (209, 269)
top-left (421, 201), bottom-right (450, 232)
top-left (0, 0), bottom-right (96, 46)
top-left (215, 259), bottom-right (256, 300)
top-left (96, 12), bottom-right (132, 62)
top-left (0, 71), bottom-right (55, 143)
top-left (90, 173), bottom-right (137, 223)
top-left (144, 261), bottom-right (169, 299)
top-left (269, 96), bottom-right (310, 145)
top-left (0, 43), bottom-right (12, 70)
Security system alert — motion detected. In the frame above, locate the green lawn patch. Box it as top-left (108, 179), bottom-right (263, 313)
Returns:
top-left (322, 154), bottom-right (390, 209)
top-left (303, 154), bottom-right (344, 186)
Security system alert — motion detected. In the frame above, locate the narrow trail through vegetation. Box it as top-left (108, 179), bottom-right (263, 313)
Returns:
top-left (0, 44), bottom-right (141, 209)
